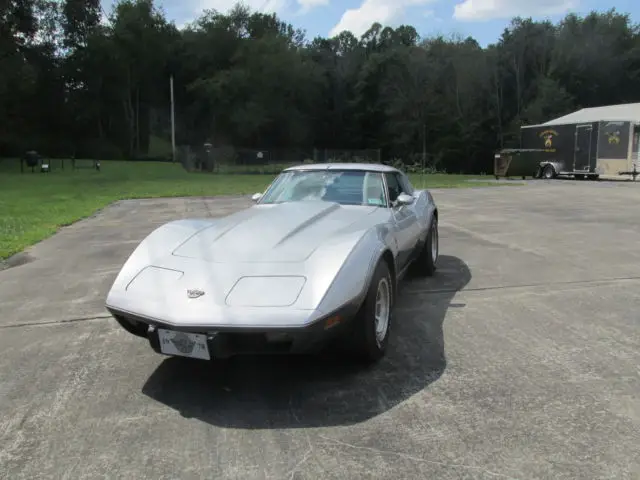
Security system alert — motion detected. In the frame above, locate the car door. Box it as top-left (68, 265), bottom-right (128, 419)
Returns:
top-left (385, 172), bottom-right (417, 272)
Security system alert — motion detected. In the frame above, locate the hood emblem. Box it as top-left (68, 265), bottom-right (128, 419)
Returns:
top-left (187, 289), bottom-right (205, 299)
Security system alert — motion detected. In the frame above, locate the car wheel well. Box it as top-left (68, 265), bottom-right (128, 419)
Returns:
top-left (380, 249), bottom-right (396, 302)
top-left (433, 208), bottom-right (438, 221)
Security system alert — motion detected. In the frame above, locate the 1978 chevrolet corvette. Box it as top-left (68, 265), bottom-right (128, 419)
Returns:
top-left (105, 163), bottom-right (439, 363)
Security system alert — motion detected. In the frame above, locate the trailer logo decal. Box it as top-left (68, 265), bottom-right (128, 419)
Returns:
top-left (539, 129), bottom-right (558, 149)
top-left (606, 130), bottom-right (621, 144)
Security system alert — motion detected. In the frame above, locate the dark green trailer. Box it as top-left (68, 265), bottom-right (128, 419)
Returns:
top-left (519, 122), bottom-right (600, 179)
top-left (516, 120), bottom-right (639, 180)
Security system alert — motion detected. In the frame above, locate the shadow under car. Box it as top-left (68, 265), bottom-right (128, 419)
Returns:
top-left (141, 254), bottom-right (471, 429)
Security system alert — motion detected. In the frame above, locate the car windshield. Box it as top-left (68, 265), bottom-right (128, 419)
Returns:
top-left (260, 169), bottom-right (387, 207)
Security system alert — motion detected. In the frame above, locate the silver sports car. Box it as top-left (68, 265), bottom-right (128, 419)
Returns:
top-left (105, 163), bottom-right (439, 363)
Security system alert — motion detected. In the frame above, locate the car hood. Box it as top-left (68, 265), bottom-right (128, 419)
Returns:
top-left (171, 200), bottom-right (381, 263)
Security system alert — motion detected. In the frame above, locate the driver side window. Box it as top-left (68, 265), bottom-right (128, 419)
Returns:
top-left (397, 173), bottom-right (414, 195)
top-left (384, 173), bottom-right (402, 203)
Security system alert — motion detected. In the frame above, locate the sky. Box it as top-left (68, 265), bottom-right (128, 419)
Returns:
top-left (103, 0), bottom-right (640, 47)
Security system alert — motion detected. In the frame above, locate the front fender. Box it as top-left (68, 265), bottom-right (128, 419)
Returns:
top-left (106, 219), bottom-right (212, 305)
top-left (310, 227), bottom-right (393, 315)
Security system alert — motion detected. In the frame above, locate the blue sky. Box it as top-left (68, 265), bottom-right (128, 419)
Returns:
top-left (103, 0), bottom-right (639, 47)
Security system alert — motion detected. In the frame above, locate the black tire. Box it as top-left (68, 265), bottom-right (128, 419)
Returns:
top-left (413, 216), bottom-right (438, 277)
top-left (542, 165), bottom-right (555, 179)
top-left (351, 260), bottom-right (394, 364)
top-left (574, 174), bottom-right (585, 180)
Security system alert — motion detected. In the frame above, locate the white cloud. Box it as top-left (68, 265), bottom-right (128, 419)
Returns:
top-left (453, 0), bottom-right (578, 21)
top-left (329, 0), bottom-right (434, 38)
top-left (195, 0), bottom-right (288, 14)
top-left (144, 0), bottom-right (290, 29)
top-left (297, 0), bottom-right (330, 14)
top-left (423, 9), bottom-right (443, 22)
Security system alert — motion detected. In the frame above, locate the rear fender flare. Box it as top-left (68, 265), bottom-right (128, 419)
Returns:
top-left (416, 190), bottom-right (437, 244)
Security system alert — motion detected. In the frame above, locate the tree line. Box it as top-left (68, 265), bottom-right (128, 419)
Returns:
top-left (1, 1), bottom-right (639, 173)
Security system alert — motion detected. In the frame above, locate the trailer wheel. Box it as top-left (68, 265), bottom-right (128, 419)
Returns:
top-left (542, 165), bottom-right (555, 179)
top-left (588, 175), bottom-right (599, 181)
top-left (574, 174), bottom-right (585, 180)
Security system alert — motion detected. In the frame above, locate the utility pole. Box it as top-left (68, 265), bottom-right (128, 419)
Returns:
top-left (421, 123), bottom-right (427, 189)
top-left (422, 123), bottom-right (426, 168)
top-left (170, 75), bottom-right (176, 162)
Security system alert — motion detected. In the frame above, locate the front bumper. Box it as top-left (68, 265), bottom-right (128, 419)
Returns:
top-left (108, 302), bottom-right (360, 359)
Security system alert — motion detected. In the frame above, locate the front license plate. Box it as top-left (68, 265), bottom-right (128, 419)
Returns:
top-left (158, 329), bottom-right (210, 360)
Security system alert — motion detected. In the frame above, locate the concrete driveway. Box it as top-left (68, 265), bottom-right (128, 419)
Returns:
top-left (1, 182), bottom-right (639, 479)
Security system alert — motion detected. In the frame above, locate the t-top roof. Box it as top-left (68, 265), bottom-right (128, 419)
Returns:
top-left (284, 162), bottom-right (400, 173)
top-left (540, 102), bottom-right (640, 126)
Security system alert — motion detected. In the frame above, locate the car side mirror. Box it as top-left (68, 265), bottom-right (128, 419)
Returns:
top-left (395, 193), bottom-right (414, 206)
top-left (251, 192), bottom-right (263, 202)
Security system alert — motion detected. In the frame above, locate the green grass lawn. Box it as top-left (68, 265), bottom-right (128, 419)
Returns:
top-left (0, 159), bottom-right (513, 260)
